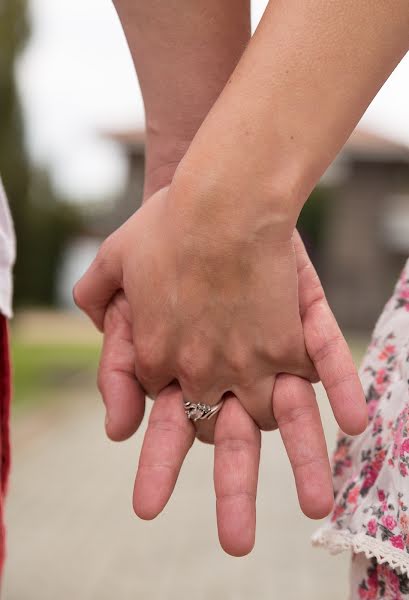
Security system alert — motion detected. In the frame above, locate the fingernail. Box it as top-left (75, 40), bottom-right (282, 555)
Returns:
top-left (105, 413), bottom-right (110, 428)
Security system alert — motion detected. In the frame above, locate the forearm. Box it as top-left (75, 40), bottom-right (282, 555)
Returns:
top-left (112, 0), bottom-right (250, 199)
top-left (175, 0), bottom-right (409, 233)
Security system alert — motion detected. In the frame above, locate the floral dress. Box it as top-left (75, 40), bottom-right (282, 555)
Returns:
top-left (313, 258), bottom-right (409, 599)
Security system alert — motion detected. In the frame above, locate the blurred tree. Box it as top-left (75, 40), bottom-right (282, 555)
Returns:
top-left (21, 171), bottom-right (82, 306)
top-left (0, 0), bottom-right (82, 306)
top-left (0, 0), bottom-right (30, 305)
top-left (298, 186), bottom-right (330, 274)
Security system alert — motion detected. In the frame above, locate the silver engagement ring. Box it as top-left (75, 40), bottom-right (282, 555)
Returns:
top-left (184, 400), bottom-right (224, 422)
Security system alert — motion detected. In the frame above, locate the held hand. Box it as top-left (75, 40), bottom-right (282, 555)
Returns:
top-left (87, 228), bottom-right (367, 556)
top-left (97, 298), bottom-right (325, 556)
top-left (74, 183), bottom-right (366, 437)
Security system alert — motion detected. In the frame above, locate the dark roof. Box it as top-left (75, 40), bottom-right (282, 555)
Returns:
top-left (106, 126), bottom-right (409, 162)
top-left (344, 128), bottom-right (409, 162)
top-left (103, 129), bottom-right (145, 153)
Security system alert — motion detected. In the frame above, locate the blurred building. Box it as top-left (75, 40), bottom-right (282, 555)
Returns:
top-left (56, 131), bottom-right (145, 307)
top-left (321, 129), bottom-right (409, 330)
top-left (61, 127), bottom-right (409, 332)
top-left (97, 130), bottom-right (146, 234)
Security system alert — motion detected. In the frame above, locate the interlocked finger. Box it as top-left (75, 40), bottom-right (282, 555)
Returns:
top-left (273, 373), bottom-right (333, 519)
top-left (294, 232), bottom-right (368, 436)
top-left (185, 395), bottom-right (225, 444)
top-left (98, 292), bottom-right (146, 441)
top-left (234, 375), bottom-right (278, 431)
top-left (133, 383), bottom-right (195, 519)
top-left (214, 394), bottom-right (261, 556)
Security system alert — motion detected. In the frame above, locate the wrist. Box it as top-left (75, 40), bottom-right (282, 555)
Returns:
top-left (169, 152), bottom-right (308, 243)
top-left (143, 133), bottom-right (192, 202)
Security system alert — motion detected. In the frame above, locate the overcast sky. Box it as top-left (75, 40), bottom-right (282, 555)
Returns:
top-left (16, 0), bottom-right (409, 200)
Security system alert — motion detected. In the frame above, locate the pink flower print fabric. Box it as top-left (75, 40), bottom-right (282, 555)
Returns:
top-left (313, 259), bottom-right (409, 586)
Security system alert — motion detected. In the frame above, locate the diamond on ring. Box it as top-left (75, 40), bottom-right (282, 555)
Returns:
top-left (184, 400), bottom-right (223, 422)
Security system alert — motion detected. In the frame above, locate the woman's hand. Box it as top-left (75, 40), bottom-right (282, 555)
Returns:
top-left (79, 221), bottom-right (366, 556)
top-left (96, 291), bottom-right (331, 557)
top-left (74, 180), bottom-right (365, 437)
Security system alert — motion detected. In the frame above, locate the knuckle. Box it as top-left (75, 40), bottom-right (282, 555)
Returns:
top-left (216, 490), bottom-right (256, 502)
top-left (275, 403), bottom-right (315, 427)
top-left (134, 337), bottom-right (164, 382)
top-left (268, 338), bottom-right (313, 379)
top-left (215, 436), bottom-right (259, 453)
top-left (311, 333), bottom-right (344, 364)
top-left (227, 347), bottom-right (251, 377)
top-left (97, 234), bottom-right (116, 261)
top-left (267, 332), bottom-right (302, 366)
top-left (324, 369), bottom-right (358, 393)
top-left (72, 234), bottom-right (119, 311)
top-left (304, 280), bottom-right (325, 311)
top-left (95, 235), bottom-right (121, 279)
top-left (177, 347), bottom-right (212, 387)
top-left (280, 330), bottom-right (303, 357)
top-left (293, 454), bottom-right (328, 472)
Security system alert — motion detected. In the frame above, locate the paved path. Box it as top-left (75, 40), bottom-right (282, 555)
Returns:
top-left (3, 383), bottom-right (349, 600)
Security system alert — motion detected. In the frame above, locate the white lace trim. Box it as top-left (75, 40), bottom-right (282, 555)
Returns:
top-left (312, 528), bottom-right (409, 576)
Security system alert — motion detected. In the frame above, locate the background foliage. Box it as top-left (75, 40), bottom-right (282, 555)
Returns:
top-left (0, 0), bottom-right (83, 307)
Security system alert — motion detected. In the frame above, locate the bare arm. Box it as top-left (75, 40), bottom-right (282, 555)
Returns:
top-left (175, 0), bottom-right (409, 232)
top-left (112, 0), bottom-right (250, 198)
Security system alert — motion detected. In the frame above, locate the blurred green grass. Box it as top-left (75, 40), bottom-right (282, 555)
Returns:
top-left (9, 331), bottom-right (370, 411)
top-left (11, 340), bottom-right (100, 409)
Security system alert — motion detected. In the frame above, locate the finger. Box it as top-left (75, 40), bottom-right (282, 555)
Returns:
top-left (273, 374), bottom-right (333, 519)
top-left (193, 414), bottom-right (217, 445)
top-left (178, 376), bottom-right (225, 445)
top-left (234, 376), bottom-right (278, 431)
top-left (214, 394), bottom-right (261, 557)
top-left (133, 383), bottom-right (195, 520)
top-left (195, 376), bottom-right (278, 444)
top-left (98, 292), bottom-right (146, 441)
top-left (305, 304), bottom-right (367, 435)
top-left (294, 233), bottom-right (368, 435)
top-left (73, 235), bottom-right (122, 330)
top-left (191, 392), bottom-right (226, 445)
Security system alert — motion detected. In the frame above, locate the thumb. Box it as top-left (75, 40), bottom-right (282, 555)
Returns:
top-left (73, 236), bottom-right (123, 331)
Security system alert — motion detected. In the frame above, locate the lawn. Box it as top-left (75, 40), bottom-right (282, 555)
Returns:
top-left (9, 331), bottom-right (369, 411)
top-left (11, 340), bottom-right (101, 409)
